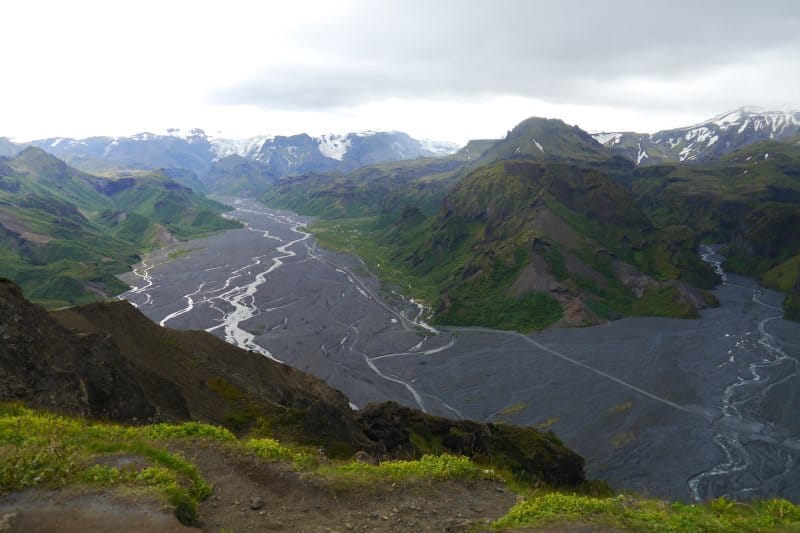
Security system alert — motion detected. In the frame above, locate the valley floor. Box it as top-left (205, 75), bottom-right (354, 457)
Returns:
top-left (119, 201), bottom-right (800, 503)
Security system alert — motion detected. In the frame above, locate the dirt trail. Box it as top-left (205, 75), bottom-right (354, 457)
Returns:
top-left (0, 490), bottom-right (187, 532)
top-left (190, 441), bottom-right (517, 532)
top-left (0, 441), bottom-right (518, 532)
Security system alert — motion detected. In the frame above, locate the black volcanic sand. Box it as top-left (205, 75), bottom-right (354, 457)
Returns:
top-left (120, 201), bottom-right (800, 503)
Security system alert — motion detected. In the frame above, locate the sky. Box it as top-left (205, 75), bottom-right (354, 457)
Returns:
top-left (2, 0), bottom-right (800, 143)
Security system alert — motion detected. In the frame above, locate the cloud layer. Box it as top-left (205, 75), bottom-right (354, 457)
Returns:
top-left (211, 1), bottom-right (800, 114)
top-left (1, 0), bottom-right (799, 140)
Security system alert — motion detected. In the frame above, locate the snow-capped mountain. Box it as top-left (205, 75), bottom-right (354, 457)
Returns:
top-left (211, 131), bottom-right (459, 172)
top-left (28, 129), bottom-right (217, 176)
top-left (12, 129), bottom-right (460, 179)
top-left (593, 107), bottom-right (800, 165)
top-left (0, 137), bottom-right (18, 157)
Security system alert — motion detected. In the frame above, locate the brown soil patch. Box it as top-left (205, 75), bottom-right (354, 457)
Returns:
top-left (0, 211), bottom-right (52, 244)
top-left (507, 253), bottom-right (556, 296)
top-left (0, 489), bottom-right (188, 533)
top-left (530, 210), bottom-right (584, 250)
top-left (561, 251), bottom-right (606, 287)
top-left (188, 441), bottom-right (518, 532)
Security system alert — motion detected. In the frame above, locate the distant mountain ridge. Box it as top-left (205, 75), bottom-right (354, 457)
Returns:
top-left (594, 107), bottom-right (800, 165)
top-left (6, 129), bottom-right (461, 179)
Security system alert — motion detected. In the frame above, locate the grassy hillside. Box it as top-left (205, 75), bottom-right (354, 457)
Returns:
top-left (261, 139), bottom-right (496, 218)
top-left (309, 160), bottom-right (717, 331)
top-left (203, 154), bottom-right (278, 196)
top-left (261, 120), bottom-right (800, 326)
top-left (3, 403), bottom-right (798, 531)
top-left (0, 148), bottom-right (238, 307)
top-left (1, 282), bottom-right (600, 529)
top-left (763, 253), bottom-right (800, 320)
top-left (260, 118), bottom-right (722, 331)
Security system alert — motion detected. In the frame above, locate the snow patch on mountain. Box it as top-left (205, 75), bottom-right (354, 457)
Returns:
top-left (419, 139), bottom-right (461, 156)
top-left (591, 132), bottom-right (624, 145)
top-left (210, 136), bottom-right (273, 160)
top-left (636, 142), bottom-right (648, 165)
top-left (317, 134), bottom-right (352, 161)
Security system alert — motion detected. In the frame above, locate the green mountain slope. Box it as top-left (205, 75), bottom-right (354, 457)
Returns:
top-left (259, 117), bottom-right (723, 330)
top-left (203, 154), bottom-right (278, 196)
top-left (261, 140), bottom-right (495, 218)
top-left (312, 160), bottom-right (716, 331)
top-left (0, 148), bottom-right (238, 307)
top-left (633, 137), bottom-right (800, 317)
top-left (261, 117), bottom-right (800, 326)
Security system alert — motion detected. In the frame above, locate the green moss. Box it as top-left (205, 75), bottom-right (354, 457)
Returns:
top-left (244, 438), bottom-right (319, 470)
top-left (633, 285), bottom-right (698, 318)
top-left (498, 402), bottom-right (528, 417)
top-left (321, 454), bottom-right (487, 483)
top-left (408, 431), bottom-right (446, 455)
top-left (0, 403), bottom-right (226, 524)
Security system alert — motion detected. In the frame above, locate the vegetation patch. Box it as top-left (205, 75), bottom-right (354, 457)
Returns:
top-left (498, 402), bottom-right (528, 417)
top-left (492, 493), bottom-right (800, 532)
top-left (609, 401), bottom-right (632, 414)
top-left (244, 438), bottom-right (319, 470)
top-left (319, 454), bottom-right (489, 484)
top-left (5, 403), bottom-right (800, 531)
top-left (0, 403), bottom-right (228, 525)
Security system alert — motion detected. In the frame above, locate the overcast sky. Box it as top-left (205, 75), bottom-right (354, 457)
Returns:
top-left (2, 0), bottom-right (799, 143)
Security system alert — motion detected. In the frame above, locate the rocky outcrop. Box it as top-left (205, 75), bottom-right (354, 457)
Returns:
top-left (0, 277), bottom-right (179, 421)
top-left (358, 402), bottom-right (586, 486)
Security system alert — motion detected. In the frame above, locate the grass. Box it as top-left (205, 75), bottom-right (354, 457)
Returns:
top-left (4, 403), bottom-right (800, 531)
top-left (0, 403), bottom-right (230, 524)
top-left (492, 492), bottom-right (800, 532)
top-left (319, 454), bottom-right (488, 484)
top-left (311, 215), bottom-right (565, 332)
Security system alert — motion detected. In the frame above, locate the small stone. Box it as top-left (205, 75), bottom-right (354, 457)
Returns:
top-left (381, 515), bottom-right (389, 521)
top-left (352, 450), bottom-right (376, 464)
top-left (344, 523), bottom-right (354, 531)
top-left (0, 512), bottom-right (19, 532)
top-left (250, 497), bottom-right (265, 510)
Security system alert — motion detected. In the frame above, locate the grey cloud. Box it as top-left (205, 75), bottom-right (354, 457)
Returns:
top-left (210, 0), bottom-right (800, 112)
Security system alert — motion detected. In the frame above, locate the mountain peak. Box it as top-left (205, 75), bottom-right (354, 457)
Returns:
top-left (482, 116), bottom-right (615, 165)
top-left (12, 146), bottom-right (72, 178)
